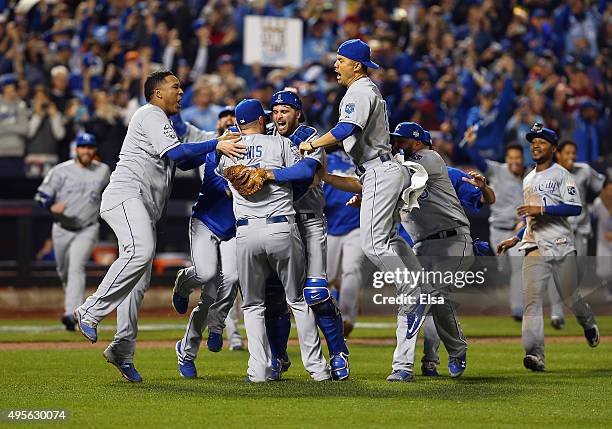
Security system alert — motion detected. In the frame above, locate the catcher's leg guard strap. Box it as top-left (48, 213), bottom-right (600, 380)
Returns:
top-left (265, 312), bottom-right (291, 361)
top-left (304, 279), bottom-right (348, 356)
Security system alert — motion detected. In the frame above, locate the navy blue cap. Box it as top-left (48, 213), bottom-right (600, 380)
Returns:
top-left (337, 39), bottom-right (379, 69)
top-left (390, 122), bottom-right (430, 145)
top-left (76, 132), bottom-right (97, 147)
top-left (526, 123), bottom-right (558, 146)
top-left (235, 99), bottom-right (265, 125)
top-left (0, 73), bottom-right (17, 88)
top-left (271, 90), bottom-right (302, 110)
top-left (218, 105), bottom-right (235, 118)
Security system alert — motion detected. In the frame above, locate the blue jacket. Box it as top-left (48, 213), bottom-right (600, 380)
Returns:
top-left (323, 152), bottom-right (361, 236)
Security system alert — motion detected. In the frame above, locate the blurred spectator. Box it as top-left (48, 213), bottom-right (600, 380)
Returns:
top-left (569, 98), bottom-right (608, 164)
top-left (554, 0), bottom-right (600, 60)
top-left (0, 74), bottom-right (29, 159)
top-left (181, 81), bottom-right (222, 131)
top-left (85, 90), bottom-right (127, 171)
top-left (26, 85), bottom-right (65, 177)
top-left (49, 65), bottom-right (71, 112)
top-left (505, 97), bottom-right (544, 165)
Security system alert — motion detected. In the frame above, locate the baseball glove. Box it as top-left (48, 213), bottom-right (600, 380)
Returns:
top-left (224, 165), bottom-right (267, 197)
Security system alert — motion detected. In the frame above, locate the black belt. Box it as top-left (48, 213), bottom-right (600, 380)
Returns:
top-left (297, 213), bottom-right (318, 222)
top-left (355, 153), bottom-right (392, 175)
top-left (416, 228), bottom-right (458, 244)
top-left (236, 215), bottom-right (288, 227)
top-left (57, 222), bottom-right (95, 232)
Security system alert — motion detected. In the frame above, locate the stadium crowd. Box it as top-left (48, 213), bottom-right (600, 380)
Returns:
top-left (0, 0), bottom-right (609, 178)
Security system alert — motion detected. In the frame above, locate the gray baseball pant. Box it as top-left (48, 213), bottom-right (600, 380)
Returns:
top-left (413, 229), bottom-right (473, 363)
top-left (52, 223), bottom-right (99, 317)
top-left (522, 249), bottom-right (596, 360)
top-left (236, 218), bottom-right (329, 382)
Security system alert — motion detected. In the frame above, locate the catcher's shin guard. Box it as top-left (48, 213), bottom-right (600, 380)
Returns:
top-left (265, 278), bottom-right (291, 371)
top-left (303, 278), bottom-right (349, 356)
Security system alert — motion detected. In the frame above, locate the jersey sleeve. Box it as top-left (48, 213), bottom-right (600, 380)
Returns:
top-left (305, 147), bottom-right (324, 165)
top-left (282, 136), bottom-right (302, 167)
top-left (559, 170), bottom-right (582, 207)
top-left (588, 166), bottom-right (606, 194)
top-left (338, 88), bottom-right (372, 130)
top-left (37, 166), bottom-right (63, 200)
top-left (142, 108), bottom-right (181, 157)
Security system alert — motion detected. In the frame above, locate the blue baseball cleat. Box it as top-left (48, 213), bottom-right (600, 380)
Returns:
top-left (74, 310), bottom-right (97, 343)
top-left (269, 358), bottom-right (282, 381)
top-left (448, 353), bottom-right (466, 378)
top-left (175, 340), bottom-right (197, 378)
top-left (171, 269), bottom-right (190, 314)
top-left (421, 362), bottom-right (439, 377)
top-left (405, 300), bottom-right (431, 339)
top-left (103, 346), bottom-right (142, 382)
top-left (584, 325), bottom-right (600, 348)
top-left (330, 352), bottom-right (349, 380)
top-left (207, 331), bottom-right (223, 352)
top-left (386, 370), bottom-right (416, 382)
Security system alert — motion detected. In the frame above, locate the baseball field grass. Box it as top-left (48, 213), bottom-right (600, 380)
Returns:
top-left (1, 316), bottom-right (611, 429)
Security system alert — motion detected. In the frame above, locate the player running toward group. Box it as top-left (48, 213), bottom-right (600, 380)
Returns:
top-left (497, 124), bottom-right (599, 372)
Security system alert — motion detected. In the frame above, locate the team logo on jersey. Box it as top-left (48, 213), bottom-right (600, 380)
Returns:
top-left (409, 153), bottom-right (423, 161)
top-left (163, 124), bottom-right (176, 139)
top-left (567, 185), bottom-right (576, 195)
top-left (344, 103), bottom-right (355, 115)
top-left (418, 189), bottom-right (429, 200)
top-left (555, 237), bottom-right (568, 245)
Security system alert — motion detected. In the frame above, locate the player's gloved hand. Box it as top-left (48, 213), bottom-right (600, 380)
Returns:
top-left (224, 164), bottom-right (267, 196)
top-left (216, 129), bottom-right (246, 161)
top-left (169, 114), bottom-right (188, 139)
top-left (496, 236), bottom-right (519, 255)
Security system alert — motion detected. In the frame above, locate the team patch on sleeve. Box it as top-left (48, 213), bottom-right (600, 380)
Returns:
top-left (344, 103), bottom-right (355, 115)
top-left (163, 123), bottom-right (177, 140)
top-left (567, 185), bottom-right (576, 195)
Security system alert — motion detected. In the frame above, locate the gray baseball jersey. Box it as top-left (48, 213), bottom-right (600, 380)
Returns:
top-left (519, 163), bottom-right (582, 257)
top-left (568, 162), bottom-right (605, 236)
top-left (486, 160), bottom-right (527, 229)
top-left (217, 134), bottom-right (300, 219)
top-left (37, 160), bottom-right (110, 229)
top-left (294, 147), bottom-right (325, 215)
top-left (101, 104), bottom-right (180, 222)
top-left (401, 148), bottom-right (469, 242)
top-left (338, 77), bottom-right (391, 166)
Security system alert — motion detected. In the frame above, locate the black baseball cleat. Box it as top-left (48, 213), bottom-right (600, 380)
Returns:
top-left (523, 354), bottom-right (545, 372)
top-left (550, 317), bottom-right (565, 330)
top-left (584, 325), bottom-right (600, 348)
top-left (61, 314), bottom-right (76, 331)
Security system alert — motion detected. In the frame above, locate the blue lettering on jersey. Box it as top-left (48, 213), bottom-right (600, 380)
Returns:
top-left (535, 180), bottom-right (557, 193)
top-left (245, 145), bottom-right (263, 159)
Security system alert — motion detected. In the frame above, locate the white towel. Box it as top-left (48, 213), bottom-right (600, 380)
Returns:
top-left (397, 157), bottom-right (429, 214)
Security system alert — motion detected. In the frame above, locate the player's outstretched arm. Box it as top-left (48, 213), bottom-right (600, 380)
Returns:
top-left (322, 173), bottom-right (362, 194)
top-left (265, 158), bottom-right (319, 183)
top-left (462, 171), bottom-right (496, 205)
top-left (166, 131), bottom-right (245, 165)
top-left (299, 123), bottom-right (357, 155)
top-left (496, 225), bottom-right (525, 254)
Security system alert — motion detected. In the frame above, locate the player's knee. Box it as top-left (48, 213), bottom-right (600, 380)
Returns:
top-left (192, 265), bottom-right (217, 285)
top-left (222, 271), bottom-right (239, 286)
top-left (303, 279), bottom-right (331, 306)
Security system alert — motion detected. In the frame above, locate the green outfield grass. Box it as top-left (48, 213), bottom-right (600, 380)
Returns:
top-left (0, 316), bottom-right (611, 428)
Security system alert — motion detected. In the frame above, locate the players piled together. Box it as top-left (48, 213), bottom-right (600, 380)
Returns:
top-left (46, 39), bottom-right (603, 383)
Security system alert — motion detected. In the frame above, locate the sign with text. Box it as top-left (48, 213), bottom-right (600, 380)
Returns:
top-left (243, 16), bottom-right (303, 68)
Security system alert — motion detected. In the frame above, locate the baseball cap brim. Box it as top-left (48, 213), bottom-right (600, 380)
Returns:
top-left (362, 60), bottom-right (380, 69)
top-left (389, 132), bottom-right (405, 138)
top-left (526, 132), bottom-right (556, 145)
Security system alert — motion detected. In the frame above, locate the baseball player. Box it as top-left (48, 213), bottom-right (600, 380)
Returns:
top-left (262, 90), bottom-right (349, 379)
top-left (389, 122), bottom-right (475, 378)
top-left (300, 40), bottom-right (434, 358)
top-left (73, 70), bottom-right (246, 382)
top-left (166, 112), bottom-right (243, 378)
top-left (35, 133), bottom-right (110, 331)
top-left (497, 124), bottom-right (599, 372)
top-left (465, 136), bottom-right (565, 328)
top-left (217, 99), bottom-right (330, 382)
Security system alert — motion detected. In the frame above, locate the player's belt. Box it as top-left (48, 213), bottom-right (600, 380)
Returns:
top-left (297, 213), bottom-right (318, 222)
top-left (355, 153), bottom-right (392, 175)
top-left (417, 228), bottom-right (458, 243)
top-left (57, 222), bottom-right (95, 232)
top-left (236, 215), bottom-right (289, 227)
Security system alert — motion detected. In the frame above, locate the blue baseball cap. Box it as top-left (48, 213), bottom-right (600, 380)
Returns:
top-left (526, 123), bottom-right (558, 146)
top-left (390, 122), bottom-right (430, 145)
top-left (218, 105), bottom-right (235, 118)
top-left (337, 39), bottom-right (379, 69)
top-left (0, 73), bottom-right (17, 88)
top-left (270, 90), bottom-right (305, 122)
top-left (235, 99), bottom-right (265, 125)
top-left (76, 132), bottom-right (97, 147)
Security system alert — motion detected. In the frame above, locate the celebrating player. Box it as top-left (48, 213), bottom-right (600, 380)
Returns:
top-left (73, 70), bottom-right (245, 382)
top-left (299, 39), bottom-right (435, 346)
top-left (35, 133), bottom-right (110, 331)
top-left (497, 123), bottom-right (600, 372)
